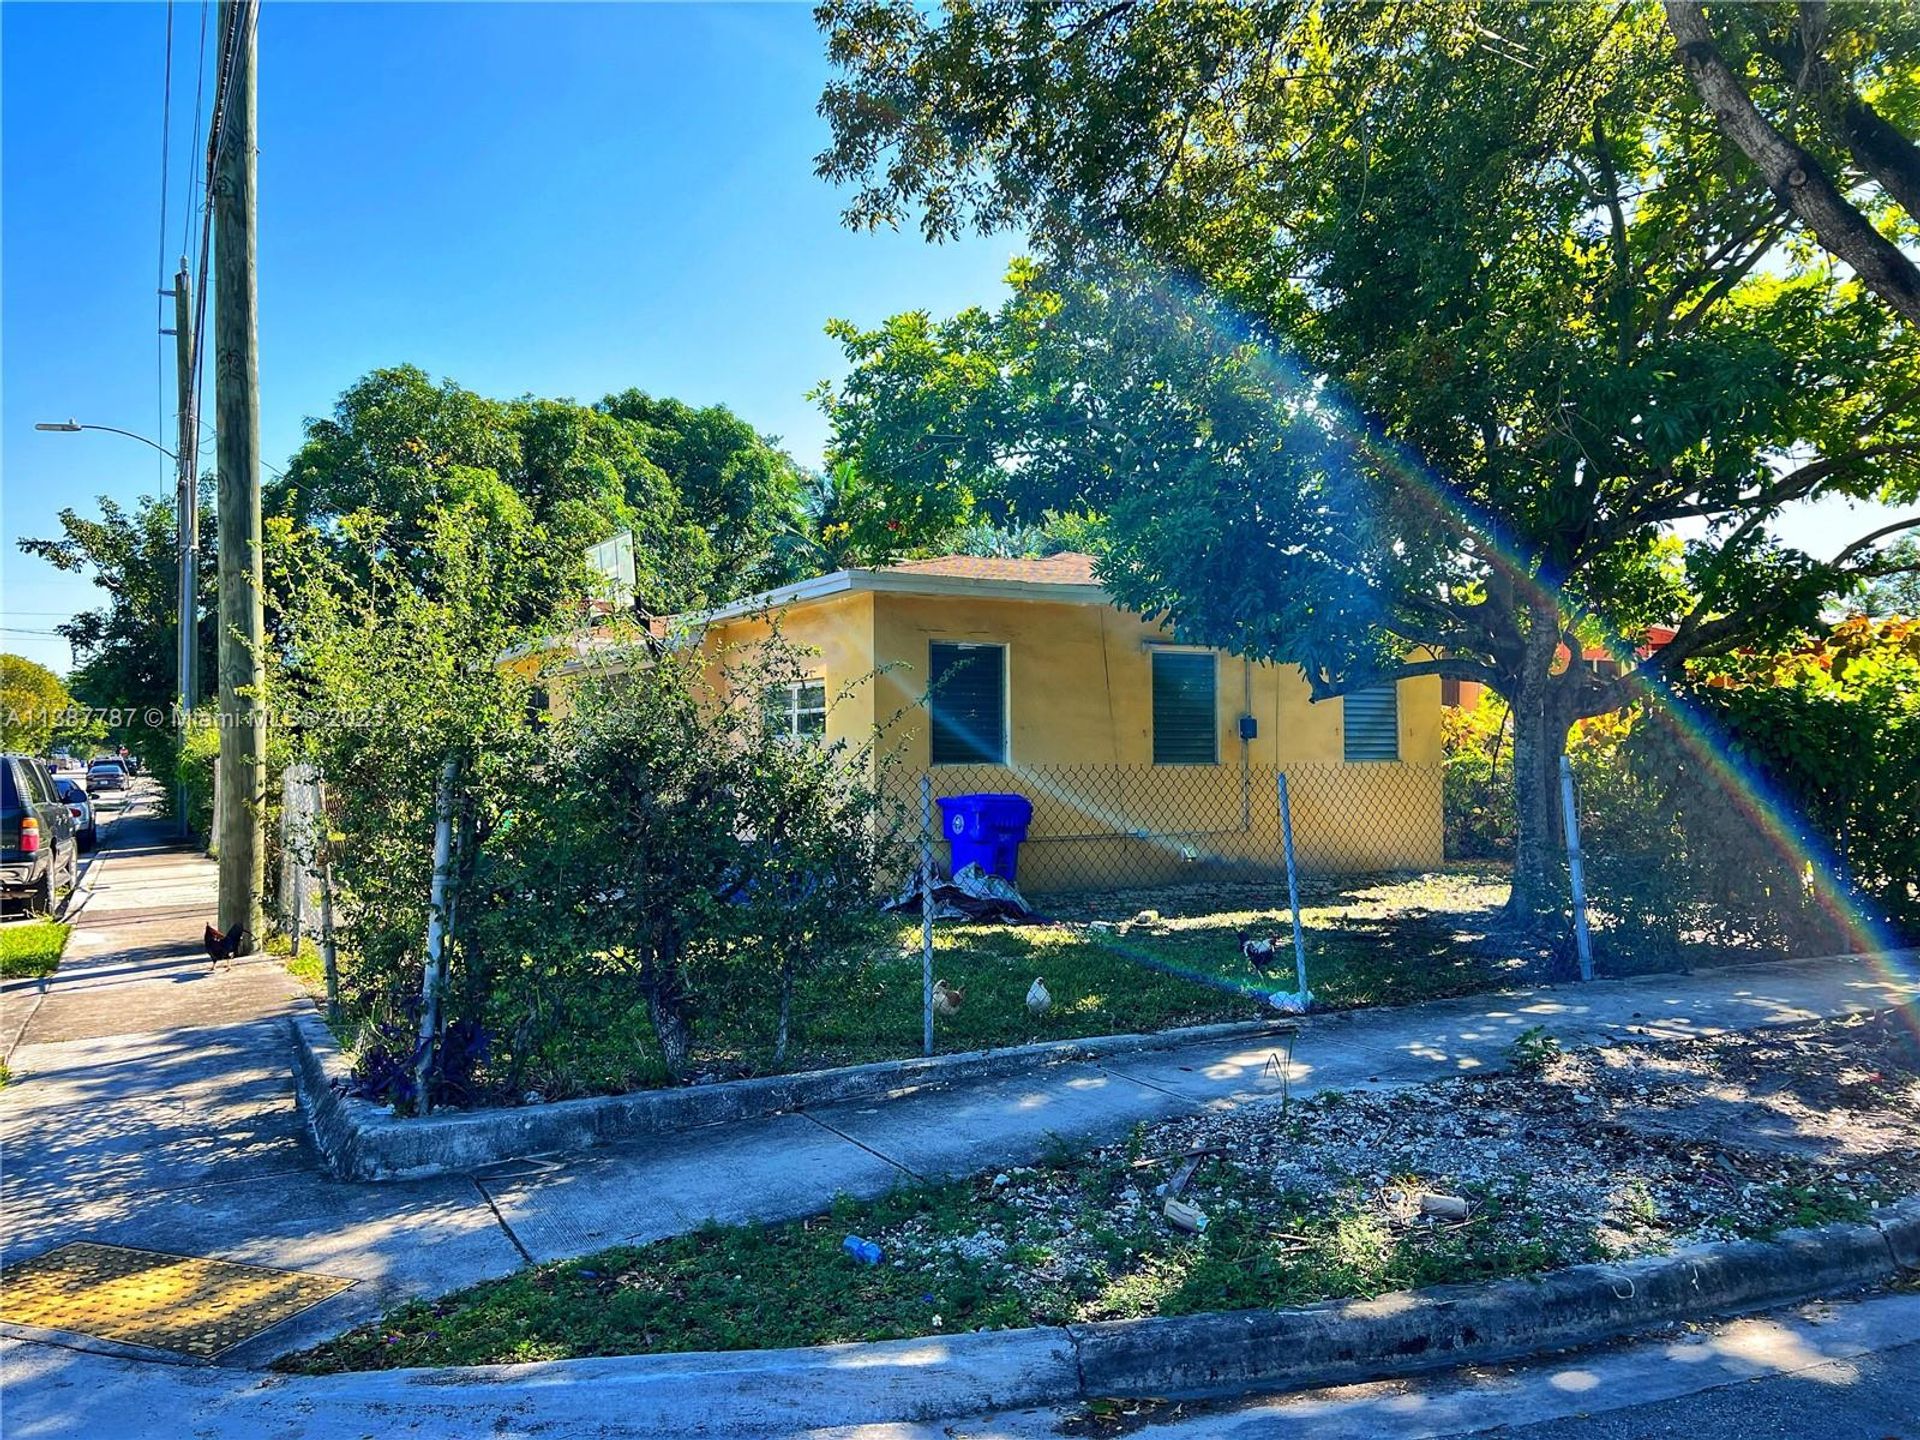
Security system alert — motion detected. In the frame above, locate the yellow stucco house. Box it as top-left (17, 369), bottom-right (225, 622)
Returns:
top-left (537, 552), bottom-right (1444, 894)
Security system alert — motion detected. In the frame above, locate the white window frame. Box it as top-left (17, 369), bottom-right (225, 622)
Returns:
top-left (928, 640), bottom-right (1010, 766)
top-left (766, 677), bottom-right (828, 743)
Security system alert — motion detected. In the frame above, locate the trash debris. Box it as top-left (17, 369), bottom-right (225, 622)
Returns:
top-left (1267, 989), bottom-right (1313, 1014)
top-left (1418, 1193), bottom-right (1471, 1221)
top-left (1162, 1197), bottom-right (1210, 1233)
top-left (932, 979), bottom-right (964, 1016)
top-left (842, 1236), bottom-right (883, 1266)
top-left (885, 863), bottom-right (1040, 924)
top-left (1152, 1146), bottom-right (1222, 1200)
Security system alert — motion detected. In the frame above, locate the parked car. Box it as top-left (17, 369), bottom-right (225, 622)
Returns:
top-left (87, 758), bottom-right (130, 793)
top-left (49, 750), bottom-right (78, 773)
top-left (54, 778), bottom-right (96, 850)
top-left (2, 754), bottom-right (79, 915)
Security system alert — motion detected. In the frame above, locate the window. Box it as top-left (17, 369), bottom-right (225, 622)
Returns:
top-left (1152, 650), bottom-right (1218, 765)
top-left (929, 642), bottom-right (1006, 765)
top-left (765, 679), bottom-right (827, 742)
top-left (1343, 684), bottom-right (1399, 762)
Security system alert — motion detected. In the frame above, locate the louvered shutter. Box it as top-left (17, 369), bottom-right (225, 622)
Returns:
top-left (929, 643), bottom-right (1007, 764)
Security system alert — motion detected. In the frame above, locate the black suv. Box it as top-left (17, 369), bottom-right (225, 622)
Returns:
top-left (2, 754), bottom-right (79, 915)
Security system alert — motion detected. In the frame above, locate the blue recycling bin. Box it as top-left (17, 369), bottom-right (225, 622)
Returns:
top-left (938, 793), bottom-right (1034, 883)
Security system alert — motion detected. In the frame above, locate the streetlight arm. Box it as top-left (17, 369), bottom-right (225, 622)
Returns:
top-left (35, 420), bottom-right (177, 460)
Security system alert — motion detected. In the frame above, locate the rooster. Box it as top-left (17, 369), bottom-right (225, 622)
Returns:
top-left (1239, 931), bottom-right (1282, 974)
top-left (203, 923), bottom-right (250, 966)
top-left (932, 979), bottom-right (965, 1017)
top-left (1025, 977), bottom-right (1051, 1017)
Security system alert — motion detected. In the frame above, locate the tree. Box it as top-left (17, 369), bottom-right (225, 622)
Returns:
top-left (274, 367), bottom-right (680, 624)
top-left (1664, 2), bottom-right (1920, 324)
top-left (0, 655), bottom-right (75, 754)
top-left (274, 368), bottom-right (814, 621)
top-left (816, 0), bottom-right (1920, 916)
top-left (597, 389), bottom-right (811, 594)
top-left (269, 503), bottom-right (549, 1088)
top-left (1858, 536), bottom-right (1920, 617)
top-left (16, 488), bottom-right (216, 774)
top-left (511, 636), bottom-right (890, 1080)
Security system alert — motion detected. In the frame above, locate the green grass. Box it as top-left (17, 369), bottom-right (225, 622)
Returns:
top-left (1062, 868), bottom-right (1524, 1011)
top-left (502, 919), bottom-right (1267, 1098)
top-left (794, 920), bottom-right (1266, 1063)
top-left (0, 920), bottom-right (70, 979)
top-left (266, 930), bottom-right (328, 994)
top-left (276, 1154), bottom-right (1565, 1375)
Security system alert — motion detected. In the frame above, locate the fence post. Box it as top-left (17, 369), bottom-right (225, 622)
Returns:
top-left (1558, 753), bottom-right (1594, 982)
top-left (316, 777), bottom-right (340, 1026)
top-left (413, 755), bottom-right (459, 1116)
top-left (920, 773), bottom-right (935, 1058)
top-left (284, 769), bottom-right (306, 960)
top-left (1276, 773), bottom-right (1309, 999)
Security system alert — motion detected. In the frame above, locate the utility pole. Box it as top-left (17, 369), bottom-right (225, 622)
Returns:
top-left (172, 257), bottom-right (197, 840)
top-left (213, 0), bottom-right (265, 943)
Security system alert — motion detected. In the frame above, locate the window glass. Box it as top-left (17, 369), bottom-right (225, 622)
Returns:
top-left (765, 679), bottom-right (828, 741)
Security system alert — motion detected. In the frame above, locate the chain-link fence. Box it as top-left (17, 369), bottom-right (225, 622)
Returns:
top-left (276, 761), bottom-right (329, 957)
top-left (888, 760), bottom-right (1445, 896)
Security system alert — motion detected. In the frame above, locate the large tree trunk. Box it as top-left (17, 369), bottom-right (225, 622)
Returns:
top-left (1505, 675), bottom-right (1576, 925)
top-left (645, 932), bottom-right (693, 1081)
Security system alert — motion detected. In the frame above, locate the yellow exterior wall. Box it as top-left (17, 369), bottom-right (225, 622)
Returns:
top-left (523, 587), bottom-right (1445, 892)
top-left (703, 592), bottom-right (880, 757)
top-left (860, 593), bottom-right (1444, 889)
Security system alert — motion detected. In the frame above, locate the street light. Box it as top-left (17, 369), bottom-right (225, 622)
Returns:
top-left (36, 416), bottom-right (192, 837)
top-left (35, 419), bottom-right (177, 460)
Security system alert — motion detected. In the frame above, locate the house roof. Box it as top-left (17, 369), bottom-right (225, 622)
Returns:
top-left (882, 552), bottom-right (1101, 586)
top-left (695, 551), bottom-right (1110, 625)
top-left (500, 553), bottom-right (1112, 674)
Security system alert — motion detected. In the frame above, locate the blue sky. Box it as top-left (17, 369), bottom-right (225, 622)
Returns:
top-left (2, 3), bottom-right (1903, 678)
top-left (2, 1), bottom-right (1019, 673)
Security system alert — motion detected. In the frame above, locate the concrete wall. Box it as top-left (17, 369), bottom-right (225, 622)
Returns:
top-left (860, 592), bottom-right (1439, 888)
top-left (705, 591), bottom-right (880, 759)
top-left (530, 588), bottom-right (1444, 890)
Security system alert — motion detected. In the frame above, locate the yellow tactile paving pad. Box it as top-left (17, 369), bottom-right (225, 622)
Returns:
top-left (0, 1241), bottom-right (354, 1358)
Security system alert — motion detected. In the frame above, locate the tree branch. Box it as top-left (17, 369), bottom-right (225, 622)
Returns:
top-left (1665, 0), bottom-right (1920, 325)
top-left (1830, 514), bottom-right (1920, 568)
top-left (1779, 3), bottom-right (1920, 221)
top-left (1306, 654), bottom-right (1503, 702)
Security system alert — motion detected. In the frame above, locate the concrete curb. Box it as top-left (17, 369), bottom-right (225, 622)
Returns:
top-left (269, 1206), bottom-right (1920, 1433)
top-left (288, 1004), bottom-right (1298, 1181)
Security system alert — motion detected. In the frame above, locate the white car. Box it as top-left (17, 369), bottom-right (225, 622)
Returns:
top-left (54, 777), bottom-right (96, 849)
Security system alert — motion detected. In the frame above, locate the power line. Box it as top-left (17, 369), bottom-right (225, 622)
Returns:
top-left (182, 0), bottom-right (209, 258)
top-left (188, 0), bottom-right (256, 458)
top-left (156, 0), bottom-right (176, 497)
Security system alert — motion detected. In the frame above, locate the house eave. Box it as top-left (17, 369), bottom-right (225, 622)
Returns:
top-left (697, 568), bottom-right (1112, 625)
top-left (501, 568), bottom-right (1114, 675)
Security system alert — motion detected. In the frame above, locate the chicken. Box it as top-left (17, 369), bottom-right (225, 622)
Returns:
top-left (1025, 976), bottom-right (1051, 1017)
top-left (932, 979), bottom-right (965, 1017)
top-left (203, 923), bottom-right (250, 966)
top-left (1239, 931), bottom-right (1282, 974)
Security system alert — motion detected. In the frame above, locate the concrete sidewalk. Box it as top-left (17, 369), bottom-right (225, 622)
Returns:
top-left (2, 786), bottom-right (1916, 1377)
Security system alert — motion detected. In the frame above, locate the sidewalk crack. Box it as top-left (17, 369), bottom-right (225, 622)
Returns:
top-left (802, 1111), bottom-right (926, 1183)
top-left (472, 1176), bottom-right (536, 1265)
top-left (1063, 1323), bottom-right (1088, 1400)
